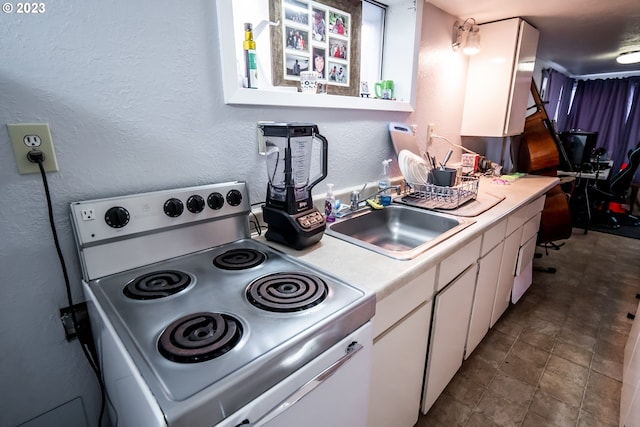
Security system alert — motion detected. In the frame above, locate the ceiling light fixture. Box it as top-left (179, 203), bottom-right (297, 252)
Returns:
top-left (616, 51), bottom-right (640, 65)
top-left (452, 18), bottom-right (481, 56)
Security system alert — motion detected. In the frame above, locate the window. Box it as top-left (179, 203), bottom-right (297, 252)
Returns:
top-left (360, 1), bottom-right (386, 92)
top-left (216, 0), bottom-right (420, 111)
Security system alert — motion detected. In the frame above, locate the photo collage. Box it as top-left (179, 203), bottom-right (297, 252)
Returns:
top-left (282, 0), bottom-right (351, 87)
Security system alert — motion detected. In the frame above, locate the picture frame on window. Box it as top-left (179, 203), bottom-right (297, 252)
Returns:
top-left (269, 0), bottom-right (360, 96)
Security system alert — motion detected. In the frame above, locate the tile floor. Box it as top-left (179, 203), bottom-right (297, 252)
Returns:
top-left (416, 229), bottom-right (640, 427)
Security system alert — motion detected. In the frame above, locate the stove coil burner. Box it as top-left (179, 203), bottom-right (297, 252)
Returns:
top-left (247, 272), bottom-right (328, 312)
top-left (213, 248), bottom-right (267, 270)
top-left (158, 312), bottom-right (243, 363)
top-left (123, 270), bottom-right (191, 300)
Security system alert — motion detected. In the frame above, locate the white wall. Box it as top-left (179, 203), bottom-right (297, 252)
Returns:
top-left (0, 1), bottom-right (466, 425)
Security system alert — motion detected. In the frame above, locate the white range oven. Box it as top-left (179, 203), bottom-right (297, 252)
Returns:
top-left (69, 181), bottom-right (375, 427)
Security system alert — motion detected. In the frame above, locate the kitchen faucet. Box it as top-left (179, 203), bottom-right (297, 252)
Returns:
top-left (350, 184), bottom-right (402, 211)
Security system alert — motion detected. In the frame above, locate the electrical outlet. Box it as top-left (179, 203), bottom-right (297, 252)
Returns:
top-left (257, 121), bottom-right (275, 155)
top-left (81, 208), bottom-right (95, 221)
top-left (23, 135), bottom-right (42, 147)
top-left (427, 123), bottom-right (435, 145)
top-left (6, 123), bottom-right (59, 174)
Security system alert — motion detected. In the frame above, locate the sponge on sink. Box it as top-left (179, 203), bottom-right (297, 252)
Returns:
top-left (366, 199), bottom-right (384, 210)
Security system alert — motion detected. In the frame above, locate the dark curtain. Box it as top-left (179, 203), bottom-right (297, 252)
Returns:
top-left (541, 68), bottom-right (574, 132)
top-left (542, 69), bottom-right (640, 180)
top-left (565, 77), bottom-right (640, 172)
top-left (617, 77), bottom-right (640, 171)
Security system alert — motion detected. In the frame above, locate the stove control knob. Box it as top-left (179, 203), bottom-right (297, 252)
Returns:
top-left (226, 189), bottom-right (243, 206)
top-left (163, 198), bottom-right (184, 217)
top-left (105, 206), bottom-right (130, 228)
top-left (207, 192), bottom-right (224, 210)
top-left (186, 195), bottom-right (205, 213)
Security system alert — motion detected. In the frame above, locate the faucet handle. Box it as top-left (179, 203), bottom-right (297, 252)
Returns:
top-left (350, 190), bottom-right (360, 210)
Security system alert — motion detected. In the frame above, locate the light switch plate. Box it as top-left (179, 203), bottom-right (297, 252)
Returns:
top-left (6, 123), bottom-right (59, 174)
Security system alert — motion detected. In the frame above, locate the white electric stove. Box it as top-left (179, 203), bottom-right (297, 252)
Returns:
top-left (70, 181), bottom-right (375, 427)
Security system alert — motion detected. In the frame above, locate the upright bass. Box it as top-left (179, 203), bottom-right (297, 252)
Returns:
top-left (519, 79), bottom-right (573, 243)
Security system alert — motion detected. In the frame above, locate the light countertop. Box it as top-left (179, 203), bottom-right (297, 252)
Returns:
top-left (256, 175), bottom-right (559, 305)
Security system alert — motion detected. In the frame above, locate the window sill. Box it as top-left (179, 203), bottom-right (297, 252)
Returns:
top-left (225, 87), bottom-right (415, 112)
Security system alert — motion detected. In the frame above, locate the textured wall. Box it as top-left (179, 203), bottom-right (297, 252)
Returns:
top-left (0, 1), bottom-right (464, 425)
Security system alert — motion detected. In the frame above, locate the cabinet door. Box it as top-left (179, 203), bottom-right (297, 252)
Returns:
top-left (369, 303), bottom-right (432, 427)
top-left (504, 20), bottom-right (539, 136)
top-left (512, 234), bottom-right (537, 303)
top-left (466, 240), bottom-right (504, 358)
top-left (422, 264), bottom-right (477, 413)
top-left (461, 18), bottom-right (539, 137)
top-left (490, 230), bottom-right (521, 327)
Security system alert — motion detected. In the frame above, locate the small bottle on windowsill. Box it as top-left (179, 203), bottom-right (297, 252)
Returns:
top-left (243, 23), bottom-right (258, 89)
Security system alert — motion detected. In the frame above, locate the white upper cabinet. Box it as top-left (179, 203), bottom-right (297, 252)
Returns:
top-left (461, 18), bottom-right (539, 137)
top-left (215, 0), bottom-right (423, 112)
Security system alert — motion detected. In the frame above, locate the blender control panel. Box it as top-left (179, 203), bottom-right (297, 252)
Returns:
top-left (296, 209), bottom-right (325, 230)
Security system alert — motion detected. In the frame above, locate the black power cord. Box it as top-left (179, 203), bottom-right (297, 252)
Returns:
top-left (27, 149), bottom-right (107, 427)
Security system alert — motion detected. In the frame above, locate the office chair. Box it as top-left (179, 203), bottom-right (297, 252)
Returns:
top-left (588, 142), bottom-right (640, 229)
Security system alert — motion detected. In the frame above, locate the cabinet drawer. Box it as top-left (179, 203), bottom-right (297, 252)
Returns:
top-left (436, 236), bottom-right (481, 292)
top-left (521, 212), bottom-right (542, 245)
top-left (373, 266), bottom-right (436, 338)
top-left (526, 195), bottom-right (546, 219)
top-left (481, 218), bottom-right (507, 256)
top-left (506, 206), bottom-right (527, 236)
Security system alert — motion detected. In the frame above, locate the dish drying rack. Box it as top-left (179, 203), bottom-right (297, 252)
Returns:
top-left (397, 175), bottom-right (479, 210)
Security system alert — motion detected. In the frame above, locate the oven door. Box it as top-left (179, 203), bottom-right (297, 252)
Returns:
top-left (223, 322), bottom-right (373, 427)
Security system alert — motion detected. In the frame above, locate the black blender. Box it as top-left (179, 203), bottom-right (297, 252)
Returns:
top-left (260, 122), bottom-right (328, 249)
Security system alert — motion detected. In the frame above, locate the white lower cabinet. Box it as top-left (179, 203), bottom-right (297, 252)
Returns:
top-left (490, 229), bottom-right (521, 327)
top-left (466, 240), bottom-right (504, 357)
top-left (492, 195), bottom-right (546, 320)
top-left (368, 194), bottom-right (550, 423)
top-left (422, 264), bottom-right (478, 413)
top-left (368, 302), bottom-right (432, 427)
top-left (512, 207), bottom-right (543, 303)
top-left (368, 266), bottom-right (435, 427)
top-left (512, 233), bottom-right (537, 303)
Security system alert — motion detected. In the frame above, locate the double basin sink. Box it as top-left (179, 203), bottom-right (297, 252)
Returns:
top-left (325, 204), bottom-right (475, 260)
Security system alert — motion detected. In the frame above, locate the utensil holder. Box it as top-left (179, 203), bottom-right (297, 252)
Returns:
top-left (429, 168), bottom-right (457, 187)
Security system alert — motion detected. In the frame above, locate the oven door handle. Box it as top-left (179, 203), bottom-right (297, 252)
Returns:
top-left (240, 341), bottom-right (364, 427)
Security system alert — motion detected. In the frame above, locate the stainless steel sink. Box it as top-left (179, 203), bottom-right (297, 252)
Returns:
top-left (326, 204), bottom-right (475, 260)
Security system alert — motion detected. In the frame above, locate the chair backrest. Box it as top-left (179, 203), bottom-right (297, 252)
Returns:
top-left (610, 142), bottom-right (640, 196)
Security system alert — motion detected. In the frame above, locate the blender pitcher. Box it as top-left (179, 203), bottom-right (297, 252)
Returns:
top-left (259, 122), bottom-right (329, 250)
top-left (260, 123), bottom-right (328, 214)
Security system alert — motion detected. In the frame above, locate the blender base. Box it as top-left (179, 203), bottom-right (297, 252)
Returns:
top-left (263, 206), bottom-right (326, 250)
